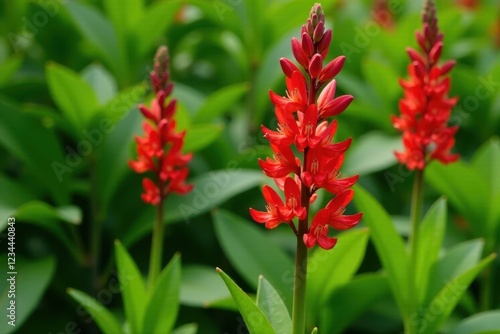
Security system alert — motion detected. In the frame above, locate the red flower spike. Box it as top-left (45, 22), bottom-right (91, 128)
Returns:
top-left (392, 0), bottom-right (459, 170)
top-left (130, 46), bottom-right (193, 205)
top-left (251, 3), bottom-right (361, 250)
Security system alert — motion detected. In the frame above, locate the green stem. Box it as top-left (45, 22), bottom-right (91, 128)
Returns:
top-left (407, 169), bottom-right (424, 333)
top-left (148, 199), bottom-right (165, 289)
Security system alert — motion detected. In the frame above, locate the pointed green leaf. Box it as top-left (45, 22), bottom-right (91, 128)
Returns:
top-left (104, 0), bottom-right (143, 40)
top-left (422, 254), bottom-right (496, 334)
top-left (66, 1), bottom-right (120, 74)
top-left (0, 57), bottom-right (22, 87)
top-left (114, 240), bottom-right (146, 334)
top-left (427, 239), bottom-right (484, 302)
top-left (142, 254), bottom-right (181, 334)
top-left (353, 185), bottom-right (409, 317)
top-left (414, 198), bottom-right (447, 304)
top-left (217, 268), bottom-right (275, 334)
top-left (361, 58), bottom-right (400, 107)
top-left (67, 289), bottom-right (123, 334)
top-left (307, 228), bottom-right (369, 322)
top-left (46, 63), bottom-right (99, 131)
top-left (81, 63), bottom-right (118, 105)
top-left (213, 210), bottom-right (294, 310)
top-left (320, 274), bottom-right (391, 334)
top-left (193, 83), bottom-right (249, 124)
top-left (449, 311), bottom-right (500, 334)
top-left (256, 276), bottom-right (291, 334)
top-left (311, 328), bottom-right (318, 334)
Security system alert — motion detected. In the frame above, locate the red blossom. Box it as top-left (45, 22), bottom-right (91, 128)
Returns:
top-left (392, 0), bottom-right (459, 171)
top-left (130, 46), bottom-right (193, 205)
top-left (251, 3), bottom-right (361, 250)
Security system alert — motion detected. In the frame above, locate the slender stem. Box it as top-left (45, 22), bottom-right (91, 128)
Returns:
top-left (292, 149), bottom-right (310, 334)
top-left (148, 198), bottom-right (165, 289)
top-left (407, 169), bottom-right (424, 333)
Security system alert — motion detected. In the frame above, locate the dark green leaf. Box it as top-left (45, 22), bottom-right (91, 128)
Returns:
top-left (449, 311), bottom-right (500, 334)
top-left (184, 124), bottom-right (224, 152)
top-left (180, 265), bottom-right (231, 308)
top-left (217, 268), bottom-right (275, 334)
top-left (193, 83), bottom-right (249, 124)
top-left (0, 57), bottom-right (22, 87)
top-left (67, 288), bottom-right (124, 334)
top-left (143, 254), bottom-right (181, 334)
top-left (256, 276), bottom-right (292, 334)
top-left (213, 210), bottom-right (294, 311)
top-left (353, 185), bottom-right (409, 318)
top-left (114, 240), bottom-right (147, 334)
top-left (104, 0), bottom-right (143, 41)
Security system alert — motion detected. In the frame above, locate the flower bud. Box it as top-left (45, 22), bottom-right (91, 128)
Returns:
top-left (308, 53), bottom-right (322, 78)
top-left (291, 37), bottom-right (310, 69)
top-left (319, 56), bottom-right (345, 82)
top-left (280, 57), bottom-right (301, 78)
top-left (317, 29), bottom-right (332, 53)
top-left (301, 32), bottom-right (315, 57)
top-left (313, 21), bottom-right (325, 42)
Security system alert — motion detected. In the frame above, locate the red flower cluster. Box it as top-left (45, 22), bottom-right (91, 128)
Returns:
top-left (250, 4), bottom-right (362, 250)
top-left (129, 46), bottom-right (193, 205)
top-left (392, 0), bottom-right (459, 170)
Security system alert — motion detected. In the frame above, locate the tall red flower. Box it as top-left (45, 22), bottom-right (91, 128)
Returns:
top-left (392, 0), bottom-right (459, 170)
top-left (250, 4), bottom-right (362, 250)
top-left (130, 46), bottom-right (193, 205)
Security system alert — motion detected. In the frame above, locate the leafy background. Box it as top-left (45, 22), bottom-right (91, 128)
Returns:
top-left (0, 0), bottom-right (499, 333)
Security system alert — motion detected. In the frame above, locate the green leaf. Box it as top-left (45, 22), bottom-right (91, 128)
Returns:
top-left (217, 268), bottom-right (275, 334)
top-left (426, 157), bottom-right (489, 238)
top-left (104, 0), bottom-right (143, 41)
top-left (353, 185), bottom-right (409, 317)
top-left (0, 257), bottom-right (56, 334)
top-left (46, 62), bottom-right (99, 131)
top-left (414, 198), bottom-right (447, 305)
top-left (81, 63), bottom-right (118, 105)
top-left (0, 176), bottom-right (34, 228)
top-left (0, 57), bottom-right (22, 87)
top-left (213, 210), bottom-right (294, 311)
top-left (122, 169), bottom-right (266, 247)
top-left (426, 239), bottom-right (484, 302)
top-left (133, 0), bottom-right (182, 58)
top-left (307, 228), bottom-right (369, 323)
top-left (171, 323), bottom-right (198, 334)
top-left (343, 132), bottom-right (401, 176)
top-left (184, 124), bottom-right (224, 152)
top-left (193, 83), bottom-right (249, 123)
top-left (449, 311), bottom-right (500, 334)
top-left (114, 240), bottom-right (147, 334)
top-left (143, 254), bottom-right (181, 334)
top-left (67, 288), bottom-right (124, 334)
top-left (0, 99), bottom-right (70, 204)
top-left (180, 265), bottom-right (231, 308)
top-left (311, 328), bottom-right (318, 334)
top-left (97, 83), bottom-right (146, 126)
top-left (16, 201), bottom-right (81, 225)
top-left (472, 137), bottom-right (500, 237)
top-left (320, 274), bottom-right (391, 334)
top-left (361, 58), bottom-right (401, 108)
top-left (65, 1), bottom-right (120, 74)
top-left (256, 276), bottom-right (292, 334)
top-left (422, 254), bottom-right (496, 334)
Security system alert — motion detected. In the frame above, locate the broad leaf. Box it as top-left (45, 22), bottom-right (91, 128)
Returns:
top-left (307, 228), bottom-right (369, 324)
top-left (217, 268), bottom-right (275, 334)
top-left (449, 311), bottom-right (500, 334)
top-left (67, 289), bottom-right (123, 334)
top-left (0, 57), bottom-right (22, 87)
top-left (0, 257), bottom-right (56, 334)
top-left (193, 83), bottom-right (249, 123)
top-left (142, 254), bottom-right (181, 334)
top-left (422, 254), bottom-right (496, 334)
top-left (46, 62), bottom-right (99, 131)
top-left (81, 63), bottom-right (118, 105)
top-left (414, 198), bottom-right (447, 305)
top-left (114, 240), bottom-right (147, 334)
top-left (104, 0), bottom-right (143, 41)
top-left (256, 276), bottom-right (292, 334)
top-left (320, 274), bottom-right (391, 334)
top-left (213, 210), bottom-right (294, 311)
top-left (183, 124), bottom-right (224, 152)
top-left (180, 265), bottom-right (232, 308)
top-left (172, 323), bottom-right (198, 334)
top-left (353, 185), bottom-right (409, 318)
